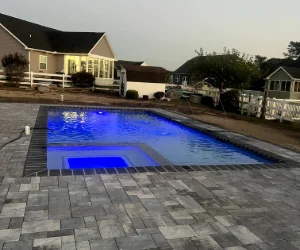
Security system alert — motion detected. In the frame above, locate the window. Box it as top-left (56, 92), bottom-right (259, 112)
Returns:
top-left (104, 60), bottom-right (109, 78)
top-left (80, 57), bottom-right (86, 71)
top-left (281, 81), bottom-right (291, 92)
top-left (269, 81), bottom-right (280, 90)
top-left (100, 60), bottom-right (104, 78)
top-left (94, 58), bottom-right (99, 77)
top-left (295, 82), bottom-right (300, 92)
top-left (88, 58), bottom-right (93, 74)
top-left (175, 75), bottom-right (180, 82)
top-left (39, 55), bottom-right (47, 70)
top-left (109, 61), bottom-right (113, 78)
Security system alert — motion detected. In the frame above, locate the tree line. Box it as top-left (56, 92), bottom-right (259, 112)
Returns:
top-left (192, 41), bottom-right (300, 91)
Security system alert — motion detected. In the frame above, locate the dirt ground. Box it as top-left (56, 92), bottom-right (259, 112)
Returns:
top-left (1, 87), bottom-right (300, 153)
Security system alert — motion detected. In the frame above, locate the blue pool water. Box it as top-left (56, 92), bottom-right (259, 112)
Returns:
top-left (47, 109), bottom-right (270, 167)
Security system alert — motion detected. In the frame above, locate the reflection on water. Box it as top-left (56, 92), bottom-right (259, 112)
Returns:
top-left (48, 110), bottom-right (270, 165)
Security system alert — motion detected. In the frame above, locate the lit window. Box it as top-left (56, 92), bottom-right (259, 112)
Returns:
top-left (94, 58), bottom-right (99, 77)
top-left (294, 82), bottom-right (300, 92)
top-left (109, 61), bottom-right (113, 78)
top-left (269, 81), bottom-right (280, 90)
top-left (39, 55), bottom-right (47, 70)
top-left (88, 58), bottom-right (93, 74)
top-left (100, 60), bottom-right (104, 78)
top-left (280, 81), bottom-right (291, 92)
top-left (104, 60), bottom-right (109, 78)
top-left (175, 75), bottom-right (180, 82)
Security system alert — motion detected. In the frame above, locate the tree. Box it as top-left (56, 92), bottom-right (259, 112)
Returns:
top-left (191, 48), bottom-right (262, 90)
top-left (284, 41), bottom-right (300, 59)
top-left (2, 53), bottom-right (29, 86)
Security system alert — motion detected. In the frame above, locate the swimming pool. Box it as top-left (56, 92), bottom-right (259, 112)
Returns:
top-left (46, 108), bottom-right (270, 169)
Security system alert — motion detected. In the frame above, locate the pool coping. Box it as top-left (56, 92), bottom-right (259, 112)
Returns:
top-left (23, 105), bottom-right (300, 176)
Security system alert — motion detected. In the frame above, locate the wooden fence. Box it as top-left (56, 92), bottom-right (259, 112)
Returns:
top-left (0, 71), bottom-right (72, 88)
top-left (240, 94), bottom-right (300, 122)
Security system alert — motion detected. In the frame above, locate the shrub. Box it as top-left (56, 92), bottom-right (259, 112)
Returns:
top-left (126, 89), bottom-right (139, 99)
top-left (2, 52), bottom-right (29, 86)
top-left (71, 71), bottom-right (95, 88)
top-left (201, 96), bottom-right (214, 106)
top-left (219, 89), bottom-right (241, 112)
top-left (154, 91), bottom-right (165, 100)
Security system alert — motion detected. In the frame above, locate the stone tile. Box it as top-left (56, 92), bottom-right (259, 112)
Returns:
top-left (90, 239), bottom-right (118, 250)
top-left (49, 199), bottom-right (70, 215)
top-left (0, 228), bottom-right (21, 242)
top-left (212, 233), bottom-right (243, 248)
top-left (21, 220), bottom-right (60, 234)
top-left (248, 217), bottom-right (273, 229)
top-left (168, 238), bottom-right (197, 250)
top-left (131, 217), bottom-right (145, 229)
top-left (136, 227), bottom-right (160, 235)
top-left (3, 240), bottom-right (32, 250)
top-left (215, 215), bottom-right (239, 227)
top-left (191, 212), bottom-right (215, 223)
top-left (151, 233), bottom-right (170, 248)
top-left (20, 232), bottom-right (47, 241)
top-left (48, 229), bottom-right (74, 238)
top-left (61, 217), bottom-right (85, 230)
top-left (69, 190), bottom-right (90, 204)
top-left (6, 192), bottom-right (28, 203)
top-left (122, 224), bottom-right (137, 236)
top-left (0, 218), bottom-right (10, 229)
top-left (98, 220), bottom-right (125, 239)
top-left (0, 203), bottom-right (26, 218)
top-left (33, 237), bottom-right (61, 249)
top-left (251, 228), bottom-right (282, 242)
top-left (27, 192), bottom-right (48, 206)
top-left (71, 205), bottom-right (105, 217)
top-left (192, 223), bottom-right (219, 235)
top-left (9, 217), bottom-right (23, 229)
top-left (227, 225), bottom-right (263, 245)
top-left (176, 195), bottom-right (205, 213)
top-left (19, 184), bottom-right (39, 192)
top-left (76, 241), bottom-right (90, 250)
top-left (84, 216), bottom-right (97, 228)
top-left (74, 227), bottom-right (101, 242)
top-left (225, 247), bottom-right (247, 250)
top-left (191, 235), bottom-right (223, 250)
top-left (116, 235), bottom-right (157, 250)
top-left (158, 225), bottom-right (197, 239)
top-left (24, 210), bottom-right (48, 222)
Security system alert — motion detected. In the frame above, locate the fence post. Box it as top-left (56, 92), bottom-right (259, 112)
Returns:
top-left (62, 74), bottom-right (65, 88)
top-left (280, 100), bottom-right (287, 123)
top-left (30, 71), bottom-right (33, 87)
top-left (247, 94), bottom-right (252, 116)
top-left (241, 95), bottom-right (244, 114)
top-left (256, 96), bottom-right (263, 118)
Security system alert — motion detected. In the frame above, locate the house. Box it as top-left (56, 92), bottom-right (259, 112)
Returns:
top-left (114, 60), bottom-right (147, 81)
top-left (119, 65), bottom-right (169, 98)
top-left (266, 66), bottom-right (300, 99)
top-left (0, 13), bottom-right (117, 84)
top-left (172, 57), bottom-right (197, 85)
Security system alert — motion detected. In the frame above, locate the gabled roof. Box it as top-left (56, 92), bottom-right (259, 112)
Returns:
top-left (0, 13), bottom-right (105, 53)
top-left (266, 66), bottom-right (300, 80)
top-left (174, 57), bottom-right (198, 74)
top-left (281, 66), bottom-right (300, 79)
top-left (122, 65), bottom-right (168, 73)
top-left (115, 60), bottom-right (146, 70)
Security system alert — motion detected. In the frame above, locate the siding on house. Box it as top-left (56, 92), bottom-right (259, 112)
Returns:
top-left (56, 55), bottom-right (64, 73)
top-left (290, 92), bottom-right (300, 99)
top-left (0, 25), bottom-right (28, 71)
top-left (90, 35), bottom-right (114, 58)
top-left (269, 69), bottom-right (292, 81)
top-left (30, 50), bottom-right (56, 73)
top-left (268, 91), bottom-right (291, 99)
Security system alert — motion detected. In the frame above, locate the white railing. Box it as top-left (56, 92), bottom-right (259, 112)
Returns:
top-left (240, 94), bottom-right (300, 122)
top-left (0, 71), bottom-right (73, 88)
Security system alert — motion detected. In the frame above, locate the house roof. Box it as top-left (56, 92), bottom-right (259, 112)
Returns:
top-left (0, 13), bottom-right (105, 53)
top-left (281, 66), bottom-right (300, 79)
top-left (116, 60), bottom-right (145, 67)
top-left (174, 57), bottom-right (198, 74)
top-left (122, 65), bottom-right (168, 73)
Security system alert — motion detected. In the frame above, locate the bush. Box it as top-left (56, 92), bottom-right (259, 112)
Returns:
top-left (154, 91), bottom-right (165, 100)
top-left (218, 89), bottom-right (241, 112)
top-left (201, 96), bottom-right (214, 106)
top-left (71, 71), bottom-right (95, 88)
top-left (126, 89), bottom-right (139, 99)
top-left (2, 52), bottom-right (29, 87)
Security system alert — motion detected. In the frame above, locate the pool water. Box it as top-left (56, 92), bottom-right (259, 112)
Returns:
top-left (47, 109), bottom-right (270, 168)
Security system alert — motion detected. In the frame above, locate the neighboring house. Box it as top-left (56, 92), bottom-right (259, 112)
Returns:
top-left (266, 66), bottom-right (300, 100)
top-left (114, 60), bottom-right (147, 81)
top-left (119, 65), bottom-right (169, 98)
top-left (0, 13), bottom-right (117, 84)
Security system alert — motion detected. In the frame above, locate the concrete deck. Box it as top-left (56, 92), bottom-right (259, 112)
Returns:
top-left (0, 103), bottom-right (300, 250)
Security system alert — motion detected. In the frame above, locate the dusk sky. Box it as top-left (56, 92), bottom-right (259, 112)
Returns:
top-left (1, 0), bottom-right (299, 70)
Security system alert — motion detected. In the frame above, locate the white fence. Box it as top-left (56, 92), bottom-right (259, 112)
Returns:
top-left (240, 95), bottom-right (300, 122)
top-left (125, 81), bottom-right (166, 99)
top-left (0, 71), bottom-right (73, 88)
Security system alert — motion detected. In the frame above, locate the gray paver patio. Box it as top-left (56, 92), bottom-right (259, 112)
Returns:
top-left (0, 103), bottom-right (300, 249)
